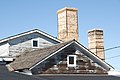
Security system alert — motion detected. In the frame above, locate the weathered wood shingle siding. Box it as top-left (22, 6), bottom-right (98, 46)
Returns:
top-left (32, 48), bottom-right (107, 74)
top-left (8, 40), bottom-right (112, 74)
top-left (8, 33), bottom-right (58, 57)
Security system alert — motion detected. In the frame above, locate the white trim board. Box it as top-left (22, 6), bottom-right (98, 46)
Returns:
top-left (67, 55), bottom-right (77, 67)
top-left (31, 38), bottom-right (40, 48)
top-left (74, 41), bottom-right (113, 71)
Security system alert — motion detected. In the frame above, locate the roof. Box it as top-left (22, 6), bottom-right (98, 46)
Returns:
top-left (1, 64), bottom-right (120, 80)
top-left (37, 74), bottom-right (120, 80)
top-left (0, 29), bottom-right (62, 44)
top-left (8, 40), bottom-right (113, 71)
top-left (0, 64), bottom-right (47, 80)
top-left (8, 40), bottom-right (72, 71)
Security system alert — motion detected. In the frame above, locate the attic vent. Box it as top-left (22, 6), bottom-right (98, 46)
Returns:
top-left (31, 39), bottom-right (39, 48)
top-left (67, 55), bottom-right (76, 67)
top-left (69, 57), bottom-right (74, 64)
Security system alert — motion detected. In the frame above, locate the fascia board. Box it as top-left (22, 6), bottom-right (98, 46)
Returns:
top-left (0, 29), bottom-right (62, 43)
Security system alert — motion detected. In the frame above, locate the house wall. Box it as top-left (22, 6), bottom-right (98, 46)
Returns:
top-left (32, 49), bottom-right (107, 74)
top-left (0, 43), bottom-right (10, 56)
top-left (5, 33), bottom-right (58, 57)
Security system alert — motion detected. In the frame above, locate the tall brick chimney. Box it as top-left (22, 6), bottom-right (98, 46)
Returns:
top-left (88, 29), bottom-right (105, 60)
top-left (57, 7), bottom-right (79, 42)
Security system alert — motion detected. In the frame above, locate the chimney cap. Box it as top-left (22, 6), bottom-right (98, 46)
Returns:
top-left (57, 7), bottom-right (78, 14)
top-left (88, 28), bottom-right (103, 32)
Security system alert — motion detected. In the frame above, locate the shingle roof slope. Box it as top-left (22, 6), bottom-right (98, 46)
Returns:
top-left (9, 40), bottom-right (73, 70)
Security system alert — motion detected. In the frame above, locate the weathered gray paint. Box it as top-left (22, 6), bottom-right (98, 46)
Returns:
top-left (0, 33), bottom-right (58, 57)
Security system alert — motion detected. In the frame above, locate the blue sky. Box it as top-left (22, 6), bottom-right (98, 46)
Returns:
top-left (0, 0), bottom-right (120, 71)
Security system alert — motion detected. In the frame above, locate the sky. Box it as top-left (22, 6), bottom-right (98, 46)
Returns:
top-left (0, 0), bottom-right (120, 71)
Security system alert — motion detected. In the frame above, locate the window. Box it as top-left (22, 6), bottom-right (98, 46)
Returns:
top-left (67, 55), bottom-right (76, 67)
top-left (33, 40), bottom-right (38, 47)
top-left (69, 56), bottom-right (74, 64)
top-left (32, 39), bottom-right (39, 48)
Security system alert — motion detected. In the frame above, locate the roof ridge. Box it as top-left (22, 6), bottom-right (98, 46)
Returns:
top-left (0, 29), bottom-right (37, 41)
top-left (0, 29), bottom-right (62, 43)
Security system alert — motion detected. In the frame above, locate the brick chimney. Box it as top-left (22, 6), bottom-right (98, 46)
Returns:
top-left (57, 7), bottom-right (79, 42)
top-left (88, 29), bottom-right (105, 60)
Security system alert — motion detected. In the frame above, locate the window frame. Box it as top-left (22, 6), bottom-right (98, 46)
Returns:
top-left (67, 55), bottom-right (76, 67)
top-left (31, 39), bottom-right (39, 48)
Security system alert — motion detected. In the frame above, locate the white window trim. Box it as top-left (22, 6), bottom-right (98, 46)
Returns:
top-left (31, 39), bottom-right (39, 48)
top-left (67, 55), bottom-right (76, 67)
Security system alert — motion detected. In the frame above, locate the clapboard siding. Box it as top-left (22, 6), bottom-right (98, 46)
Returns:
top-left (8, 33), bottom-right (58, 57)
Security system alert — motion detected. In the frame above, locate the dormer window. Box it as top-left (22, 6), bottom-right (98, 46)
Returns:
top-left (32, 39), bottom-right (39, 48)
top-left (67, 55), bottom-right (76, 67)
